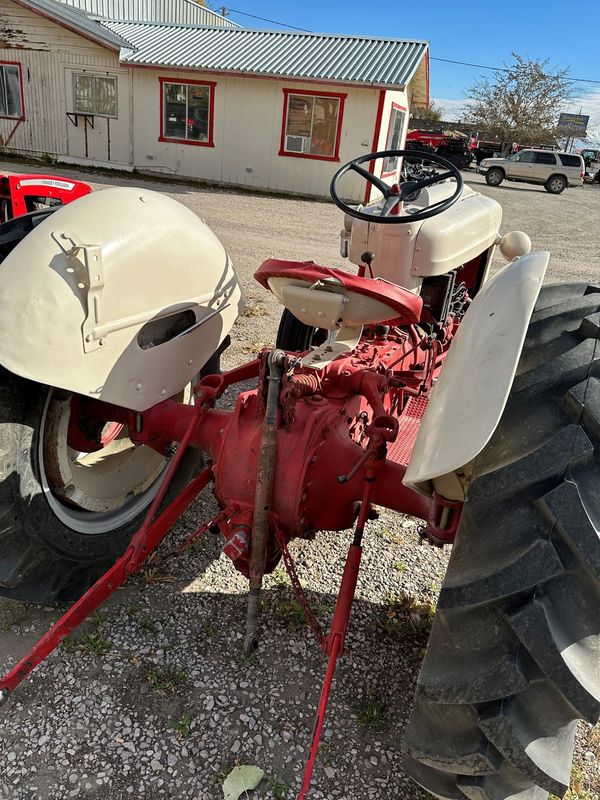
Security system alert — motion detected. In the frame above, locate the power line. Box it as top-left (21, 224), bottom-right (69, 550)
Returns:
top-left (223, 7), bottom-right (311, 31)
top-left (431, 56), bottom-right (600, 85)
top-left (220, 8), bottom-right (600, 86)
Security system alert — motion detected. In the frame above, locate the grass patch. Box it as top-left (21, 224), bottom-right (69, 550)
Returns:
top-left (275, 596), bottom-right (327, 633)
top-left (377, 591), bottom-right (436, 645)
top-left (376, 527), bottom-right (405, 545)
top-left (393, 561), bottom-right (408, 573)
top-left (353, 691), bottom-right (390, 732)
top-left (61, 614), bottom-right (111, 656)
top-left (267, 774), bottom-right (289, 800)
top-left (0, 602), bottom-right (30, 631)
top-left (128, 606), bottom-right (158, 634)
top-left (146, 664), bottom-right (188, 694)
top-left (170, 710), bottom-right (192, 738)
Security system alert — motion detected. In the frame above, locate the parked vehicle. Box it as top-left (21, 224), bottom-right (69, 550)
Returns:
top-left (0, 150), bottom-right (597, 800)
top-left (478, 148), bottom-right (585, 193)
top-left (0, 173), bottom-right (91, 222)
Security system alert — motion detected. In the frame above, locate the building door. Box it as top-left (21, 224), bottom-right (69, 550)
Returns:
top-left (65, 69), bottom-right (131, 165)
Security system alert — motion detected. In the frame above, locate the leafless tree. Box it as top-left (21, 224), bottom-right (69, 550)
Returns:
top-left (464, 53), bottom-right (576, 147)
top-left (410, 101), bottom-right (444, 125)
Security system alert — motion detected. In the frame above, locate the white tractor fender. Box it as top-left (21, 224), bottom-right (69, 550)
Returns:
top-left (403, 250), bottom-right (550, 497)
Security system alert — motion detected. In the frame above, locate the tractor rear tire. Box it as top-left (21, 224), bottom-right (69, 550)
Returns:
top-left (0, 371), bottom-right (207, 603)
top-left (403, 281), bottom-right (600, 800)
top-left (276, 308), bottom-right (323, 352)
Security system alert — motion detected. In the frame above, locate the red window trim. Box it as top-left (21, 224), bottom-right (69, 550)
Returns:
top-left (0, 61), bottom-right (25, 122)
top-left (159, 76), bottom-right (216, 148)
top-left (381, 102), bottom-right (407, 178)
top-left (279, 87), bottom-right (346, 163)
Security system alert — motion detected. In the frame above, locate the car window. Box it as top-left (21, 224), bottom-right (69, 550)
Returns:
top-left (559, 154), bottom-right (582, 167)
top-left (517, 151), bottom-right (535, 163)
top-left (534, 152), bottom-right (557, 165)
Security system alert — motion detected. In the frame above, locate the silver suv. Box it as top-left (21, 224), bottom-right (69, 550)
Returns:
top-left (478, 149), bottom-right (584, 194)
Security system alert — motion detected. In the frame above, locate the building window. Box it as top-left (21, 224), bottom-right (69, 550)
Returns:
top-left (280, 89), bottom-right (346, 162)
top-left (382, 104), bottom-right (406, 175)
top-left (73, 73), bottom-right (117, 117)
top-left (0, 62), bottom-right (23, 119)
top-left (159, 78), bottom-right (215, 147)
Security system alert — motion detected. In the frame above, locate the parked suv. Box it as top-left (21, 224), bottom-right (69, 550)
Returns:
top-left (478, 149), bottom-right (584, 193)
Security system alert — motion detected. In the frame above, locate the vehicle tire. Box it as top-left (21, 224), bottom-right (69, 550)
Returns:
top-left (484, 168), bottom-right (504, 187)
top-left (545, 175), bottom-right (568, 194)
top-left (276, 308), bottom-right (326, 352)
top-left (403, 281), bottom-right (600, 800)
top-left (0, 371), bottom-right (207, 603)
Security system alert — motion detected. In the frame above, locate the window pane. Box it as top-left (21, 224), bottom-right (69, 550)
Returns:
top-left (0, 70), bottom-right (7, 116)
top-left (164, 82), bottom-right (187, 139)
top-left (73, 74), bottom-right (94, 113)
top-left (383, 108), bottom-right (405, 172)
top-left (95, 76), bottom-right (116, 117)
top-left (518, 151), bottom-right (535, 163)
top-left (286, 95), bottom-right (313, 138)
top-left (534, 152), bottom-right (556, 164)
top-left (4, 66), bottom-right (21, 117)
top-left (186, 84), bottom-right (209, 141)
top-left (309, 96), bottom-right (339, 156)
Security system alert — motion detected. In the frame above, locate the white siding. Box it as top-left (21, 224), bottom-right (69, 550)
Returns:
top-left (58, 0), bottom-right (237, 27)
top-left (365, 87), bottom-right (410, 202)
top-left (0, 0), bottom-right (130, 163)
top-left (131, 69), bottom-right (380, 200)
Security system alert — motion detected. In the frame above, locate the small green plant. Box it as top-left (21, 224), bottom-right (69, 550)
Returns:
top-left (267, 773), bottom-right (289, 800)
top-left (60, 616), bottom-right (110, 656)
top-left (128, 606), bottom-right (158, 634)
top-left (146, 664), bottom-right (188, 694)
top-left (275, 597), bottom-right (327, 632)
top-left (170, 710), bottom-right (192, 738)
top-left (393, 561), bottom-right (408, 573)
top-left (353, 692), bottom-right (390, 732)
top-left (377, 591), bottom-right (436, 645)
top-left (201, 621), bottom-right (217, 638)
top-left (276, 599), bottom-right (307, 631)
top-left (377, 527), bottom-right (405, 545)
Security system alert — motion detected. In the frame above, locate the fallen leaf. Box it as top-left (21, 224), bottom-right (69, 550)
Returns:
top-left (222, 765), bottom-right (264, 800)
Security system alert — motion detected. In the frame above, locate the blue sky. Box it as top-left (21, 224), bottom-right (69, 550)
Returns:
top-left (220, 1), bottom-right (600, 143)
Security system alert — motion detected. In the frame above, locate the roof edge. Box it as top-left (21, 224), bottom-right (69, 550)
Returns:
top-left (12, 0), bottom-right (127, 51)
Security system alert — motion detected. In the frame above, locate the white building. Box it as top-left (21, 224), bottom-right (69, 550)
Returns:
top-left (0, 0), bottom-right (429, 200)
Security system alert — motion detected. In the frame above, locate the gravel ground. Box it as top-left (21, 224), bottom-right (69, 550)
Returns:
top-left (0, 160), bottom-right (599, 800)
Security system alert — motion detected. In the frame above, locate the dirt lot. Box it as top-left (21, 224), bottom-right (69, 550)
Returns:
top-left (0, 160), bottom-right (599, 800)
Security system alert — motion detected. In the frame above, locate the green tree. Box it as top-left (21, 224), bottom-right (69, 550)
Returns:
top-left (464, 53), bottom-right (575, 147)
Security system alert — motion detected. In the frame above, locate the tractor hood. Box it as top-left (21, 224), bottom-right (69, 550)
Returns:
top-left (0, 187), bottom-right (243, 411)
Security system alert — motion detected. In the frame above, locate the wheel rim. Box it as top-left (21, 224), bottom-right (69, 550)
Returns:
top-left (38, 388), bottom-right (189, 534)
top-left (488, 171), bottom-right (501, 185)
top-left (550, 178), bottom-right (564, 192)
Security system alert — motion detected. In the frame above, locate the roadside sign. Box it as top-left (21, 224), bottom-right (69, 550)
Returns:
top-left (557, 113), bottom-right (590, 135)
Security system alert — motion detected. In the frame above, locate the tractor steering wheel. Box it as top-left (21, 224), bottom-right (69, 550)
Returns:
top-left (330, 149), bottom-right (463, 224)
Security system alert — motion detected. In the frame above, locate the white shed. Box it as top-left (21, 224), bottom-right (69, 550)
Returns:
top-left (0, 0), bottom-right (429, 200)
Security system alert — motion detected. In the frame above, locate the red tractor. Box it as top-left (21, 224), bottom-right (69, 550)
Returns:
top-left (0, 149), bottom-right (597, 800)
top-left (0, 172), bottom-right (91, 221)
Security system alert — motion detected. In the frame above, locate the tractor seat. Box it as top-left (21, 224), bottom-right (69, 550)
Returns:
top-left (255, 259), bottom-right (423, 329)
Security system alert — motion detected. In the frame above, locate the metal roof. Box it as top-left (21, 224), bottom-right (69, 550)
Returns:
top-left (102, 21), bottom-right (428, 88)
top-left (14, 0), bottom-right (131, 49)
top-left (56, 0), bottom-right (239, 28)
